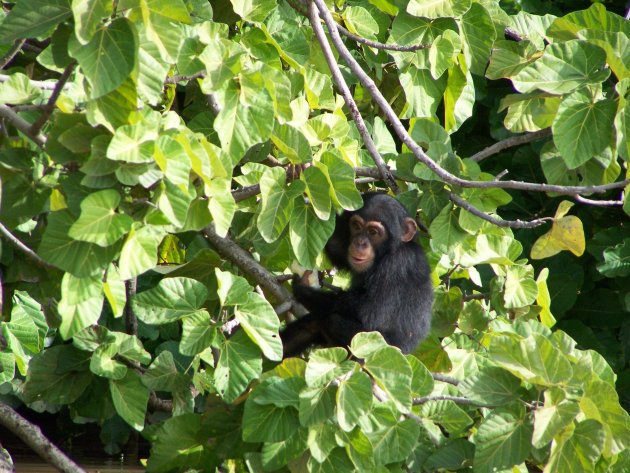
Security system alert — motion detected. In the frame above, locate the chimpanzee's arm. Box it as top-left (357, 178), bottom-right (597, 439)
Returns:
top-left (280, 314), bottom-right (325, 357)
top-left (292, 277), bottom-right (342, 314)
top-left (322, 312), bottom-right (365, 348)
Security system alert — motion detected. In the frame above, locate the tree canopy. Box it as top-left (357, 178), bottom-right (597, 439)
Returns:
top-left (0, 0), bottom-right (629, 472)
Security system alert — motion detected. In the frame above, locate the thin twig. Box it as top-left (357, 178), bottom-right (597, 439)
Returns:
top-left (470, 128), bottom-right (552, 162)
top-left (573, 194), bottom-right (624, 207)
top-left (0, 104), bottom-right (47, 147)
top-left (449, 192), bottom-right (554, 229)
top-left (30, 63), bottom-right (75, 135)
top-left (337, 24), bottom-right (430, 52)
top-left (308, 1), bottom-right (398, 194)
top-left (313, 0), bottom-right (630, 196)
top-left (0, 39), bottom-right (26, 70)
top-left (0, 223), bottom-right (55, 269)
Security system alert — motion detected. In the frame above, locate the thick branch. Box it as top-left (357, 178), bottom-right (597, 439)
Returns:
top-left (0, 105), bottom-right (47, 148)
top-left (307, 1), bottom-right (398, 193)
top-left (202, 225), bottom-right (306, 314)
top-left (0, 223), bottom-right (55, 269)
top-left (413, 394), bottom-right (488, 406)
top-left (124, 278), bottom-right (138, 336)
top-left (0, 403), bottom-right (86, 473)
top-left (470, 128), bottom-right (552, 162)
top-left (313, 0), bottom-right (630, 196)
top-left (432, 373), bottom-right (460, 385)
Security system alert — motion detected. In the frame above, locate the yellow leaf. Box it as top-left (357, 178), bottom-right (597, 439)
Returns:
top-left (531, 204), bottom-right (585, 259)
top-left (50, 189), bottom-right (67, 211)
top-left (536, 268), bottom-right (556, 328)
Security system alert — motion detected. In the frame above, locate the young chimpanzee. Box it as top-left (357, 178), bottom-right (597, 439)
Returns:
top-left (281, 193), bottom-right (433, 357)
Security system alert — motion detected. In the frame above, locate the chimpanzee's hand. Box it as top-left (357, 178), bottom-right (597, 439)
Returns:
top-left (292, 270), bottom-right (313, 289)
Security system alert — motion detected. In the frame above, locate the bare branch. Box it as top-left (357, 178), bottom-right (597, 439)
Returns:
top-left (30, 63), bottom-right (75, 136)
top-left (449, 192), bottom-right (554, 229)
top-left (0, 39), bottom-right (26, 70)
top-left (0, 74), bottom-right (70, 91)
top-left (0, 402), bottom-right (87, 473)
top-left (432, 373), bottom-right (460, 385)
top-left (232, 184), bottom-right (261, 202)
top-left (0, 104), bottom-right (47, 148)
top-left (0, 223), bottom-right (55, 269)
top-left (413, 394), bottom-right (489, 406)
top-left (573, 194), bottom-right (624, 207)
top-left (336, 23), bottom-right (430, 52)
top-left (312, 0), bottom-right (630, 196)
top-left (165, 71), bottom-right (205, 84)
top-left (470, 128), bottom-right (552, 162)
top-left (307, 1), bottom-right (399, 193)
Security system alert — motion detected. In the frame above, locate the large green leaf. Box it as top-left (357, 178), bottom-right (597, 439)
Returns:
top-left (132, 277), bottom-right (209, 324)
top-left (72, 0), bottom-right (113, 44)
top-left (235, 292), bottom-right (282, 361)
top-left (364, 346), bottom-right (412, 413)
top-left (0, 0), bottom-right (71, 43)
top-left (473, 407), bottom-right (533, 473)
top-left (459, 366), bottom-right (520, 406)
top-left (118, 225), bottom-right (165, 280)
top-left (57, 273), bottom-right (104, 339)
top-left (406, 0), bottom-right (471, 18)
top-left (68, 18), bottom-right (137, 98)
top-left (336, 371), bottom-right (373, 431)
top-left (545, 419), bottom-right (605, 473)
top-left (257, 167), bottom-right (294, 243)
top-left (38, 211), bottom-right (118, 277)
top-left (215, 331), bottom-right (262, 403)
top-left (109, 370), bottom-right (150, 431)
top-left (460, 3), bottom-right (496, 76)
top-left (68, 190), bottom-right (133, 246)
top-left (552, 88), bottom-right (616, 169)
top-left (289, 203), bottom-right (335, 269)
top-left (511, 40), bottom-right (610, 94)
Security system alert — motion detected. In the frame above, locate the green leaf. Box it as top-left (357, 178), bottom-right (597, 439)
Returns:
top-left (253, 376), bottom-right (304, 409)
top-left (473, 407), bottom-right (533, 473)
top-left (107, 121), bottom-right (158, 164)
top-left (0, 73), bottom-right (42, 104)
top-left (290, 203), bottom-right (335, 269)
top-left (143, 351), bottom-right (188, 392)
top-left (489, 333), bottom-right (573, 386)
top-left (58, 273), bottom-right (104, 339)
top-left (38, 211), bottom-right (118, 277)
top-left (336, 371), bottom-right (373, 431)
top-left (367, 417), bottom-right (421, 465)
top-left (364, 346), bottom-right (412, 413)
top-left (261, 429), bottom-right (308, 471)
top-left (504, 265), bottom-right (538, 308)
top-left (231, 0), bottom-right (276, 22)
top-left (0, 0), bottom-right (71, 43)
top-left (109, 370), bottom-right (150, 431)
top-left (215, 268), bottom-right (251, 307)
top-left (118, 225), bottom-right (165, 280)
top-left (429, 204), bottom-right (467, 255)
top-left (342, 6), bottom-right (379, 40)
top-left (318, 152), bottom-right (362, 211)
top-left (132, 277), bottom-right (209, 325)
top-left (257, 167), bottom-right (293, 243)
top-left (271, 123), bottom-right (312, 164)
top-left (444, 61), bottom-right (475, 132)
top-left (90, 343), bottom-right (127, 380)
top-left (72, 0), bottom-right (113, 44)
top-left (299, 384), bottom-right (336, 427)
top-left (407, 355), bottom-right (434, 397)
top-left (235, 292), bottom-right (282, 362)
top-left (305, 348), bottom-right (355, 387)
top-left (103, 264), bottom-right (126, 318)
top-left (243, 381), bottom-right (300, 442)
top-left (597, 239), bottom-right (630, 277)
top-left (533, 393), bottom-right (579, 448)
top-left (302, 166), bottom-right (332, 220)
top-left (512, 40), bottom-right (610, 94)
top-left (215, 331), bottom-right (262, 403)
top-left (349, 332), bottom-right (389, 359)
top-left (459, 366), bottom-right (520, 406)
top-left (424, 438), bottom-right (475, 471)
top-left (406, 0), bottom-right (471, 18)
top-left (400, 66), bottom-right (446, 119)
top-left (23, 345), bottom-right (92, 404)
top-left (552, 88), bottom-right (616, 169)
top-left (68, 190), bottom-right (133, 246)
top-left (68, 18), bottom-right (137, 98)
top-left (180, 311), bottom-right (216, 356)
top-left (546, 419), bottom-right (606, 473)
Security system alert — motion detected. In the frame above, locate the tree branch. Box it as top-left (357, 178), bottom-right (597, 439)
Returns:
top-left (30, 63), bottom-right (75, 136)
top-left (202, 225), bottom-right (306, 314)
top-left (572, 194), bottom-right (624, 207)
top-left (313, 0), bottom-right (630, 196)
top-left (470, 128), bottom-right (552, 162)
top-left (0, 105), bottom-right (47, 148)
top-left (0, 223), bottom-right (55, 269)
top-left (0, 74), bottom-right (70, 91)
top-left (124, 278), bottom-right (138, 336)
top-left (448, 192), bottom-right (554, 229)
top-left (413, 394), bottom-right (488, 406)
top-left (0, 402), bottom-right (87, 473)
top-left (307, 1), bottom-right (399, 193)
top-left (432, 373), bottom-right (460, 385)
top-left (0, 39), bottom-right (25, 70)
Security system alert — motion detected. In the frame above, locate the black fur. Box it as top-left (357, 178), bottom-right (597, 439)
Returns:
top-left (281, 193), bottom-right (433, 356)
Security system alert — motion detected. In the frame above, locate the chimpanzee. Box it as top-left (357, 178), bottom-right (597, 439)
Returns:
top-left (281, 193), bottom-right (433, 357)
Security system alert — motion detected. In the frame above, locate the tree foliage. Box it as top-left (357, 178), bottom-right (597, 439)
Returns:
top-left (0, 0), bottom-right (629, 472)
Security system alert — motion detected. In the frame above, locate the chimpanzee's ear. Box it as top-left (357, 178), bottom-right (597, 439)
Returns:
top-left (401, 218), bottom-right (417, 242)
